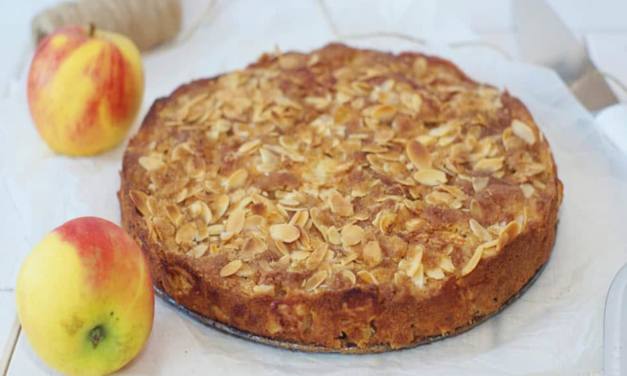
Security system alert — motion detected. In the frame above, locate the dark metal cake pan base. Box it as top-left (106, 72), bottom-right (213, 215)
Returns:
top-left (155, 263), bottom-right (547, 354)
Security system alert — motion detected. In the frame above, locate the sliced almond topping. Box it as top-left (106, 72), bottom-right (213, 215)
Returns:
top-left (341, 224), bottom-right (365, 247)
top-left (340, 269), bottom-right (356, 286)
top-left (290, 250), bottom-right (311, 262)
top-left (213, 194), bottom-right (230, 220)
top-left (412, 264), bottom-right (425, 288)
top-left (225, 208), bottom-right (246, 235)
top-left (326, 226), bottom-right (341, 245)
top-left (372, 210), bottom-right (396, 233)
top-left (480, 239), bottom-right (500, 259)
top-left (305, 244), bottom-right (328, 270)
top-left (426, 267), bottom-right (445, 280)
top-left (207, 224), bottom-right (224, 235)
top-left (175, 222), bottom-right (197, 245)
top-left (399, 245), bottom-right (423, 277)
top-left (270, 223), bottom-right (300, 243)
top-left (189, 200), bottom-right (213, 224)
top-left (471, 177), bottom-right (489, 192)
top-left (224, 168), bottom-right (248, 190)
top-left (413, 169), bottom-right (447, 186)
top-left (406, 140), bottom-right (431, 170)
top-left (274, 239), bottom-right (289, 256)
top-left (252, 284), bottom-right (275, 295)
top-left (511, 119), bottom-right (536, 145)
top-left (243, 237), bottom-right (266, 254)
top-left (138, 155), bottom-right (164, 171)
top-left (461, 245), bottom-right (484, 276)
top-left (188, 243), bottom-right (209, 258)
top-left (237, 139), bottom-right (262, 155)
top-left (328, 190), bottom-right (354, 217)
top-left (220, 259), bottom-right (243, 277)
top-left (474, 157), bottom-right (504, 173)
top-left (498, 220), bottom-right (521, 249)
top-left (400, 91), bottom-right (423, 114)
top-left (303, 270), bottom-right (328, 291)
top-left (364, 104), bottom-right (397, 122)
top-left (520, 183), bottom-right (535, 198)
top-left (439, 255), bottom-right (455, 273)
top-left (289, 210), bottom-right (309, 227)
top-left (469, 219), bottom-right (492, 242)
top-left (129, 190), bottom-right (153, 216)
top-left (357, 270), bottom-right (379, 285)
top-left (363, 240), bottom-right (383, 268)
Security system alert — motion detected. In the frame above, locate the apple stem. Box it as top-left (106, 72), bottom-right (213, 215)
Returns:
top-left (88, 325), bottom-right (105, 348)
top-left (88, 23), bottom-right (95, 38)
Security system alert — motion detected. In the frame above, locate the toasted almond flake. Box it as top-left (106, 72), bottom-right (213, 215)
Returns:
top-left (225, 208), bottom-right (246, 235)
top-left (174, 188), bottom-right (188, 204)
top-left (372, 210), bottom-right (396, 233)
top-left (399, 245), bottom-right (423, 277)
top-left (189, 200), bottom-right (213, 224)
top-left (213, 194), bottom-right (230, 219)
top-left (480, 239), bottom-right (500, 259)
top-left (461, 245), bottom-right (484, 276)
top-left (175, 222), bottom-right (197, 245)
top-left (426, 268), bottom-right (445, 280)
top-left (243, 237), bottom-right (266, 254)
top-left (289, 210), bottom-right (309, 227)
top-left (171, 143), bottom-right (193, 161)
top-left (304, 270), bottom-right (328, 291)
top-left (279, 192), bottom-right (302, 206)
top-left (406, 140), bottom-right (431, 170)
top-left (238, 139), bottom-right (262, 155)
top-left (400, 91), bottom-right (423, 113)
top-left (274, 239), bottom-right (289, 256)
top-left (498, 220), bottom-right (521, 249)
top-left (439, 255), bottom-right (455, 273)
top-left (138, 155), bottom-right (164, 171)
top-left (224, 168), bottom-right (248, 190)
top-left (341, 224), bottom-right (365, 247)
top-left (511, 119), bottom-right (536, 145)
top-left (413, 168), bottom-right (447, 186)
top-left (340, 269), bottom-right (356, 286)
top-left (328, 190), bottom-right (353, 217)
top-left (364, 104), bottom-right (397, 122)
top-left (207, 224), bottom-right (224, 235)
top-left (188, 243), bottom-right (209, 258)
top-left (326, 226), bottom-right (341, 245)
top-left (220, 260), bottom-right (243, 277)
top-left (290, 250), bottom-right (311, 262)
top-left (412, 264), bottom-right (425, 288)
top-left (357, 270), bottom-right (379, 285)
top-left (253, 284), bottom-right (275, 295)
top-left (520, 183), bottom-right (535, 198)
top-left (129, 190), bottom-right (153, 216)
top-left (474, 157), bottom-right (504, 173)
top-left (305, 244), bottom-right (328, 270)
top-left (363, 240), bottom-right (383, 268)
top-left (469, 219), bottom-right (492, 242)
top-left (472, 177), bottom-right (489, 192)
top-left (270, 223), bottom-right (300, 243)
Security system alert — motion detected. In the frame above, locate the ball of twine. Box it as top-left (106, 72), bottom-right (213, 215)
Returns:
top-left (32, 0), bottom-right (182, 51)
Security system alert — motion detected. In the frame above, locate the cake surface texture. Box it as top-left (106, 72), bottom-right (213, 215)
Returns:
top-left (119, 43), bottom-right (563, 351)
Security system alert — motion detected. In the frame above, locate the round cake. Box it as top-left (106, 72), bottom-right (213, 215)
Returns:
top-left (119, 43), bottom-right (563, 352)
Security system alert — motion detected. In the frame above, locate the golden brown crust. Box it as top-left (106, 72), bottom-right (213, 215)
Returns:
top-left (119, 43), bottom-right (562, 351)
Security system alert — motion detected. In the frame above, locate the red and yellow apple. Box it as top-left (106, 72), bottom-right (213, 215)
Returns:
top-left (27, 25), bottom-right (144, 156)
top-left (16, 217), bottom-right (154, 376)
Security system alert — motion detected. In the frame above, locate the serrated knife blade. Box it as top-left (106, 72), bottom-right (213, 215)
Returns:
top-left (513, 0), bottom-right (618, 111)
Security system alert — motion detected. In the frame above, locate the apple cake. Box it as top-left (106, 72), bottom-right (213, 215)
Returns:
top-left (119, 43), bottom-right (563, 352)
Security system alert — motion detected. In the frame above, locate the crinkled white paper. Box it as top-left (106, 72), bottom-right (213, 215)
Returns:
top-left (4, 1), bottom-right (627, 374)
